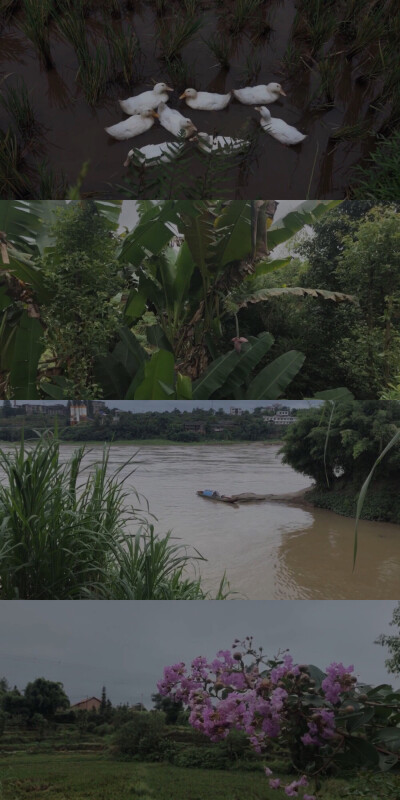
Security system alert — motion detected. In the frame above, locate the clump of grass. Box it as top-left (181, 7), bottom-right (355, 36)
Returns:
top-left (316, 57), bottom-right (339, 105)
top-left (228, 0), bottom-right (264, 36)
top-left (330, 120), bottom-right (371, 141)
top-left (351, 131), bottom-right (400, 201)
top-left (0, 77), bottom-right (37, 141)
top-left (19, 0), bottom-right (54, 69)
top-left (183, 0), bottom-right (198, 17)
top-left (292, 0), bottom-right (336, 56)
top-left (204, 33), bottom-right (231, 69)
top-left (158, 16), bottom-right (203, 60)
top-left (240, 48), bottom-right (262, 83)
top-left (105, 24), bottom-right (141, 85)
top-left (164, 57), bottom-right (195, 92)
top-left (0, 436), bottom-right (230, 600)
top-left (56, 8), bottom-right (87, 53)
top-left (0, 127), bottom-right (31, 198)
top-left (36, 160), bottom-right (68, 199)
top-left (76, 44), bottom-right (110, 105)
top-left (281, 41), bottom-right (304, 76)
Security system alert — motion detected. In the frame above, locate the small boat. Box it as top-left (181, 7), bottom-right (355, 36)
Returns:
top-left (197, 490), bottom-right (267, 504)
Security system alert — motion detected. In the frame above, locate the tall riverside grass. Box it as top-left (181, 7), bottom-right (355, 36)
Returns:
top-left (0, 436), bottom-right (228, 600)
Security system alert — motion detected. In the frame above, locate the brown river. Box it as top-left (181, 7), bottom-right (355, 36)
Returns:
top-left (58, 442), bottom-right (400, 601)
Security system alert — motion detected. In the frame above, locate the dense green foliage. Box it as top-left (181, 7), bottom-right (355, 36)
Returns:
top-left (1, 199), bottom-right (358, 400)
top-left (0, 435), bottom-right (226, 599)
top-left (376, 602), bottom-right (400, 677)
top-left (39, 202), bottom-right (124, 398)
top-left (281, 400), bottom-right (400, 522)
top-left (238, 203), bottom-right (400, 398)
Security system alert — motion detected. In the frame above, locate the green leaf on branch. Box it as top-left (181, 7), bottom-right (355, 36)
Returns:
top-left (245, 350), bottom-right (305, 400)
top-left (134, 350), bottom-right (176, 400)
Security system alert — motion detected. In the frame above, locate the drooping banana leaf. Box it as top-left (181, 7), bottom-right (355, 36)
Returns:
top-left (245, 350), bottom-right (305, 399)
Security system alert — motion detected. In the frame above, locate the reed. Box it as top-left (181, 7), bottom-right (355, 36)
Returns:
top-left (330, 120), bottom-right (371, 141)
top-left (0, 78), bottom-right (36, 141)
top-left (19, 0), bottom-right (54, 69)
top-left (0, 436), bottom-right (228, 600)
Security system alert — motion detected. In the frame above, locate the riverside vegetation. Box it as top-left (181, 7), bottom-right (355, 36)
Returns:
top-left (2, 199), bottom-right (399, 401)
top-left (0, 434), bottom-right (230, 600)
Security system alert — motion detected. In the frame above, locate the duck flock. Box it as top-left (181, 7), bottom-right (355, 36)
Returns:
top-left (104, 81), bottom-right (307, 166)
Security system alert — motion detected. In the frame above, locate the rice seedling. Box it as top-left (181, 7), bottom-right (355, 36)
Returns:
top-left (293, 0), bottom-right (336, 56)
top-left (281, 41), bottom-right (304, 76)
top-left (239, 48), bottom-right (262, 84)
top-left (183, 0), bottom-right (198, 17)
top-left (154, 0), bottom-right (167, 15)
top-left (228, 0), bottom-right (264, 36)
top-left (36, 160), bottom-right (68, 199)
top-left (164, 56), bottom-right (195, 92)
top-left (204, 32), bottom-right (231, 69)
top-left (0, 77), bottom-right (37, 141)
top-left (0, 0), bottom-right (19, 27)
top-left (0, 436), bottom-right (229, 600)
top-left (76, 44), bottom-right (110, 105)
top-left (19, 0), bottom-right (54, 69)
top-left (0, 127), bottom-right (31, 198)
top-left (330, 120), bottom-right (371, 141)
top-left (55, 8), bottom-right (87, 54)
top-left (316, 57), bottom-right (339, 105)
top-left (158, 16), bottom-right (203, 60)
top-left (105, 24), bottom-right (141, 85)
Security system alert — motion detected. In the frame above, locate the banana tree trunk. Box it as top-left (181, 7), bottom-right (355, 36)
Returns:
top-left (174, 201), bottom-right (278, 379)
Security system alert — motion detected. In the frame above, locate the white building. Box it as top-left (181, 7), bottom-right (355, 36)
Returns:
top-left (265, 409), bottom-right (297, 425)
top-left (230, 407), bottom-right (244, 416)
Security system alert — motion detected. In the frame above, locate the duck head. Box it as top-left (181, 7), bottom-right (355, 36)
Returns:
top-left (267, 82), bottom-right (286, 97)
top-left (154, 82), bottom-right (174, 93)
top-left (179, 88), bottom-right (197, 100)
top-left (255, 106), bottom-right (271, 121)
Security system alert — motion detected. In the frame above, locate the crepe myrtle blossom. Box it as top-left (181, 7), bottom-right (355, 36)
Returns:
top-left (158, 639), bottom-right (358, 798)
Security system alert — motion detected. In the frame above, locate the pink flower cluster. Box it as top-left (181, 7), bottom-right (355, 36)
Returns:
top-left (321, 662), bottom-right (355, 705)
top-left (158, 641), bottom-right (358, 797)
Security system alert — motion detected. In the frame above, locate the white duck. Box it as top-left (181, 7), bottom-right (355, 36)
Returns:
top-left (157, 102), bottom-right (197, 138)
top-left (233, 82), bottom-right (286, 105)
top-left (197, 133), bottom-right (248, 153)
top-left (119, 82), bottom-right (173, 115)
top-left (105, 109), bottom-right (158, 141)
top-left (255, 106), bottom-right (306, 145)
top-left (124, 141), bottom-right (185, 166)
top-left (179, 88), bottom-right (232, 111)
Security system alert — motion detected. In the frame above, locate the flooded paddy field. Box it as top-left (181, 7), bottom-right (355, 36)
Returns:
top-left (0, 0), bottom-right (397, 198)
top-left (59, 442), bottom-right (400, 600)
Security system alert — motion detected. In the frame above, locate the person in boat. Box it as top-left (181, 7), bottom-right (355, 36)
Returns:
top-left (201, 489), bottom-right (221, 498)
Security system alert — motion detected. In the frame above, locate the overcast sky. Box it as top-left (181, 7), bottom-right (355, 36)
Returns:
top-left (11, 400), bottom-right (321, 411)
top-left (118, 200), bottom-right (302, 231)
top-left (0, 602), bottom-right (397, 706)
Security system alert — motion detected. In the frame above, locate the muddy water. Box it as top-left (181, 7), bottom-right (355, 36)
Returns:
top-left (59, 442), bottom-right (400, 600)
top-left (0, 1), bottom-right (383, 198)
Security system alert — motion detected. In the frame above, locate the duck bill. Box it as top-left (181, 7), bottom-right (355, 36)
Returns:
top-left (151, 111), bottom-right (159, 118)
top-left (279, 89), bottom-right (287, 96)
top-left (166, 86), bottom-right (174, 92)
top-left (123, 157), bottom-right (131, 167)
top-left (179, 92), bottom-right (187, 99)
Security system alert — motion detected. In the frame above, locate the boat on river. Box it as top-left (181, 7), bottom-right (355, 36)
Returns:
top-left (196, 490), bottom-right (268, 505)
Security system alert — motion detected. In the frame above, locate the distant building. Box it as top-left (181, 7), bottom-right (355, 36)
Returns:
top-left (266, 408), bottom-right (297, 425)
top-left (22, 404), bottom-right (66, 416)
top-left (230, 407), bottom-right (244, 416)
top-left (132, 702), bottom-right (147, 712)
top-left (70, 402), bottom-right (88, 425)
top-left (71, 697), bottom-right (101, 712)
top-left (184, 422), bottom-right (206, 434)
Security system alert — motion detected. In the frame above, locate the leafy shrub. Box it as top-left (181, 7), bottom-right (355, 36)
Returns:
top-left (113, 712), bottom-right (165, 760)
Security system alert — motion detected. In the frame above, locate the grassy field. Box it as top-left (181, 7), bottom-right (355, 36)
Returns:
top-left (0, 753), bottom-right (398, 800)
